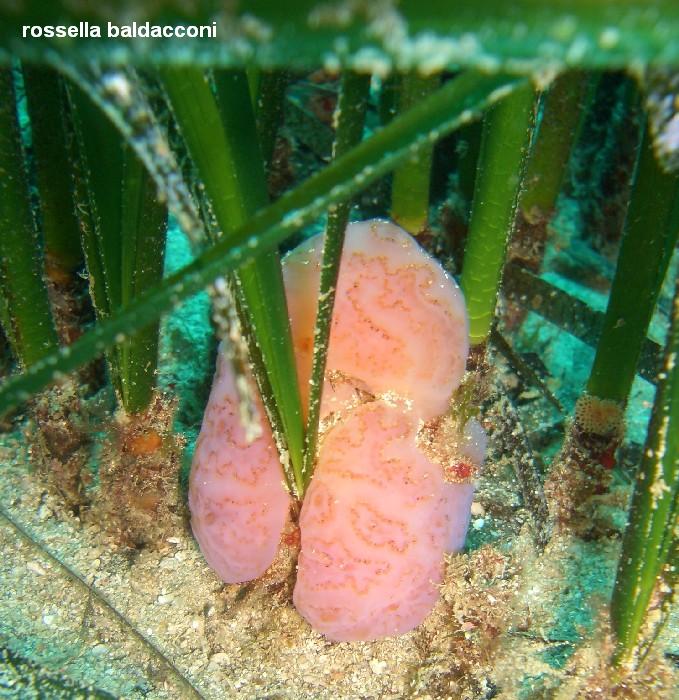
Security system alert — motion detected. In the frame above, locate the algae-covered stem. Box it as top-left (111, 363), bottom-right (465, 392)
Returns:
top-left (252, 69), bottom-right (290, 173)
top-left (544, 118), bottom-right (679, 529)
top-left (490, 385), bottom-right (551, 546)
top-left (460, 82), bottom-right (537, 346)
top-left (518, 70), bottom-right (592, 228)
top-left (68, 79), bottom-right (168, 415)
top-left (390, 72), bottom-right (439, 235)
top-left (21, 66), bottom-right (84, 279)
top-left (302, 70), bottom-right (370, 489)
top-left (0, 67), bottom-right (92, 509)
top-left (62, 63), bottom-right (208, 250)
top-left (67, 79), bottom-right (186, 538)
top-left (506, 70), bottom-right (593, 303)
top-left (587, 124), bottom-right (679, 407)
top-left (456, 80), bottom-right (551, 540)
top-left (611, 272), bottom-right (679, 667)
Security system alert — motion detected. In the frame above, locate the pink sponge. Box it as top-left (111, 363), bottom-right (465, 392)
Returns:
top-left (283, 219), bottom-right (469, 421)
top-left (190, 219), bottom-right (479, 641)
top-left (188, 349), bottom-right (291, 583)
top-left (292, 400), bottom-right (450, 641)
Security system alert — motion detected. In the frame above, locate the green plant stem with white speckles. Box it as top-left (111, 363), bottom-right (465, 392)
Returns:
top-left (118, 147), bottom-right (168, 414)
top-left (378, 73), bottom-right (400, 126)
top-left (22, 66), bottom-right (84, 275)
top-left (587, 125), bottom-right (679, 405)
top-left (302, 70), bottom-right (370, 489)
top-left (0, 71), bottom-right (523, 419)
top-left (456, 119), bottom-right (482, 217)
top-left (460, 82), bottom-right (537, 345)
top-left (68, 80), bottom-right (124, 392)
top-left (611, 272), bottom-right (679, 666)
top-left (254, 69), bottom-right (290, 172)
top-left (519, 70), bottom-right (592, 224)
top-left (161, 66), bottom-right (306, 495)
top-left (391, 72), bottom-right (439, 234)
top-left (0, 68), bottom-right (59, 369)
top-left (68, 82), bottom-right (167, 414)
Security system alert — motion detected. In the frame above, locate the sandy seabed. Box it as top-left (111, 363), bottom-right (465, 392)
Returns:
top-left (0, 386), bottom-right (677, 700)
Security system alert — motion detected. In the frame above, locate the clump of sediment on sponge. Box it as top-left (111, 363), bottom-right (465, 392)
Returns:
top-left (189, 219), bottom-right (481, 641)
top-left (188, 350), bottom-right (291, 583)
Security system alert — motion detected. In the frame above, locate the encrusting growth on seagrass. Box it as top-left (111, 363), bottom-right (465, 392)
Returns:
top-left (30, 377), bottom-right (93, 515)
top-left (96, 392), bottom-right (186, 548)
top-left (189, 219), bottom-right (486, 641)
top-left (544, 392), bottom-right (625, 533)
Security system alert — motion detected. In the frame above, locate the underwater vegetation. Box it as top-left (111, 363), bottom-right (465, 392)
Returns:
top-left (0, 1), bottom-right (678, 698)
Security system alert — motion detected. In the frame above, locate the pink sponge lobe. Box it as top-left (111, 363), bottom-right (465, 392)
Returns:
top-left (283, 219), bottom-right (469, 421)
top-left (188, 349), bottom-right (291, 584)
top-left (293, 400), bottom-right (450, 641)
